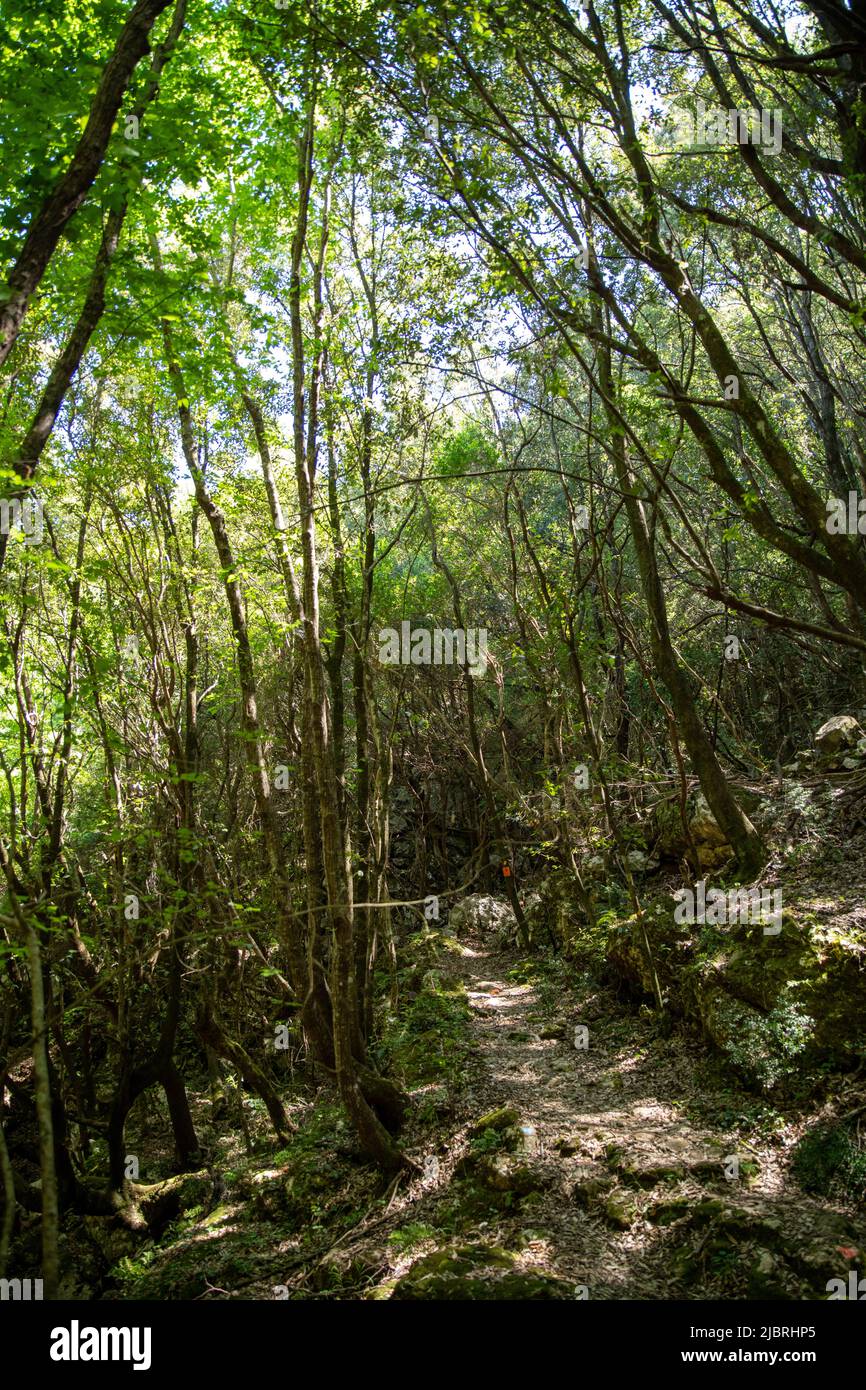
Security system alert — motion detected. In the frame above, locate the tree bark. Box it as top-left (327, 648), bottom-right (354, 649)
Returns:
top-left (588, 274), bottom-right (766, 876)
top-left (0, 0), bottom-right (175, 367)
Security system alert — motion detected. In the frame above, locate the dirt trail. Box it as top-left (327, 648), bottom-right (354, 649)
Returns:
top-left (436, 932), bottom-right (862, 1300)
top-left (103, 926), bottom-right (864, 1301)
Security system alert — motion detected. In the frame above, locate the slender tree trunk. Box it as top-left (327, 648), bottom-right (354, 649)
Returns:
top-left (288, 99), bottom-right (404, 1170)
top-left (27, 924), bottom-right (60, 1299)
top-left (588, 275), bottom-right (766, 876)
top-left (0, 1113), bottom-right (16, 1279)
top-left (195, 1010), bottom-right (293, 1142)
top-left (0, 0), bottom-right (175, 366)
top-left (0, 0), bottom-right (187, 579)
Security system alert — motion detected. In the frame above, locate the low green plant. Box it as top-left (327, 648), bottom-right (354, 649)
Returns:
top-left (387, 1223), bottom-right (437, 1251)
top-left (791, 1122), bottom-right (866, 1201)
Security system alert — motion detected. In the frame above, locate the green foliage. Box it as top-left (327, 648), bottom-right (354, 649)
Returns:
top-left (383, 984), bottom-right (473, 1086)
top-left (791, 1123), bottom-right (866, 1202)
top-left (387, 1222), bottom-right (438, 1251)
top-left (434, 423), bottom-right (498, 478)
top-left (722, 1000), bottom-right (815, 1090)
top-left (2, 0), bottom-right (865, 1308)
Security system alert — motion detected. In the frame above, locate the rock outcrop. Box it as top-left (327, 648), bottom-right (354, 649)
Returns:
top-left (606, 898), bottom-right (866, 1088)
top-left (448, 893), bottom-right (516, 943)
top-left (814, 714), bottom-right (863, 758)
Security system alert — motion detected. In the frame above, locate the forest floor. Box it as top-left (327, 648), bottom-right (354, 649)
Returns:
top-left (76, 914), bottom-right (866, 1302)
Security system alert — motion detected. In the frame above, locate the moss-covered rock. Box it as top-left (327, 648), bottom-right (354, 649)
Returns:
top-left (665, 1192), bottom-right (864, 1297)
top-left (791, 1121), bottom-right (866, 1202)
top-left (472, 1154), bottom-right (550, 1196)
top-left (569, 1165), bottom-right (615, 1210)
top-left (602, 1188), bottom-right (639, 1229)
top-left (391, 1244), bottom-right (575, 1300)
top-left (610, 1134), bottom-right (726, 1187)
top-left (540, 1021), bottom-right (567, 1039)
top-left (556, 1134), bottom-right (589, 1157)
top-left (605, 895), bottom-right (866, 1086)
top-left (646, 1193), bottom-right (694, 1225)
top-left (468, 1105), bottom-right (521, 1139)
top-left (702, 912), bottom-right (866, 1060)
top-left (236, 1151), bottom-right (349, 1230)
top-left (523, 873), bottom-right (585, 947)
top-left (747, 1248), bottom-right (798, 1300)
top-left (606, 903), bottom-right (690, 999)
top-left (689, 986), bottom-right (814, 1089)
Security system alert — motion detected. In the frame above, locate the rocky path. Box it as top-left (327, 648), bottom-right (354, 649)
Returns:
top-left (419, 931), bottom-right (864, 1301)
top-left (101, 925), bottom-right (865, 1301)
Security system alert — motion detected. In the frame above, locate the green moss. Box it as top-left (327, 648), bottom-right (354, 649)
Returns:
top-left (387, 1222), bottom-right (438, 1252)
top-left (468, 1105), bottom-right (521, 1139)
top-left (607, 891), bottom-right (866, 1084)
top-left (391, 1244), bottom-right (574, 1300)
top-left (380, 967), bottom-right (473, 1086)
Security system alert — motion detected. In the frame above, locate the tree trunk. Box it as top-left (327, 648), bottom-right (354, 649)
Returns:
top-left (0, 0), bottom-right (176, 366)
top-left (27, 925), bottom-right (60, 1299)
top-left (589, 276), bottom-right (766, 876)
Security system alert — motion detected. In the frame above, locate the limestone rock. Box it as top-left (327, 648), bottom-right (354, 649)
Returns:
top-left (747, 1248), bottom-right (795, 1299)
top-left (556, 1134), bottom-right (588, 1157)
top-left (696, 842), bottom-right (732, 869)
top-left (653, 787), bottom-right (764, 863)
top-left (606, 904), bottom-right (690, 998)
top-left (689, 791), bottom-right (728, 847)
top-left (569, 1165), bottom-right (615, 1207)
top-left (815, 714), bottom-right (862, 757)
top-left (608, 1131), bottom-right (725, 1186)
top-left (473, 1154), bottom-right (549, 1196)
top-left (540, 1021), bottom-right (567, 1039)
top-left (606, 898), bottom-right (866, 1086)
top-left (622, 848), bottom-right (661, 875)
top-left (676, 1194), bottom-right (863, 1296)
top-left (646, 1194), bottom-right (694, 1225)
top-left (449, 894), bottom-right (516, 939)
